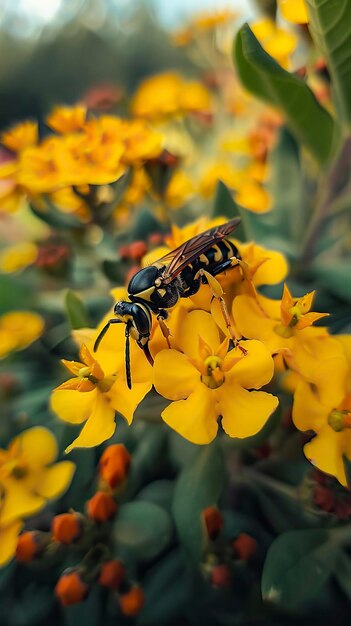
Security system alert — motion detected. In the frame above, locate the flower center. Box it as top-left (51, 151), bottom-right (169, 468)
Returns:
top-left (201, 356), bottom-right (225, 389)
top-left (273, 323), bottom-right (294, 338)
top-left (328, 409), bottom-right (351, 432)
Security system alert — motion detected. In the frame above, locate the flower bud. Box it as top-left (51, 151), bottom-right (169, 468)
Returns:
top-left (118, 585), bottom-right (144, 616)
top-left (55, 569), bottom-right (89, 606)
top-left (98, 560), bottom-right (125, 590)
top-left (99, 444), bottom-right (131, 489)
top-left (210, 564), bottom-right (231, 588)
top-left (16, 531), bottom-right (47, 562)
top-left (86, 492), bottom-right (118, 523)
top-left (128, 241), bottom-right (147, 260)
top-left (232, 533), bottom-right (257, 561)
top-left (51, 513), bottom-right (82, 545)
top-left (202, 506), bottom-right (223, 540)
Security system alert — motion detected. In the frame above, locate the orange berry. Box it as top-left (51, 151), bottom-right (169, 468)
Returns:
top-left (51, 513), bottom-right (82, 545)
top-left (119, 585), bottom-right (144, 616)
top-left (55, 569), bottom-right (89, 606)
top-left (16, 531), bottom-right (46, 562)
top-left (99, 444), bottom-right (131, 489)
top-left (128, 241), bottom-right (147, 260)
top-left (98, 560), bottom-right (125, 590)
top-left (86, 492), bottom-right (118, 523)
top-left (202, 506), bottom-right (223, 540)
top-left (119, 245), bottom-right (130, 259)
top-left (211, 564), bottom-right (231, 588)
top-left (232, 533), bottom-right (257, 561)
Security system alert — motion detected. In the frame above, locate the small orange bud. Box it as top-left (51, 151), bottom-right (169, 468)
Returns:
top-left (86, 492), bottom-right (117, 523)
top-left (99, 444), bottom-right (131, 489)
top-left (51, 513), bottom-right (82, 545)
top-left (128, 241), bottom-right (148, 260)
top-left (55, 569), bottom-right (89, 606)
top-left (232, 533), bottom-right (257, 561)
top-left (202, 506), bottom-right (223, 540)
top-left (211, 564), bottom-right (231, 588)
top-left (119, 585), bottom-right (144, 616)
top-left (119, 245), bottom-right (130, 259)
top-left (98, 560), bottom-right (125, 590)
top-left (16, 531), bottom-right (46, 562)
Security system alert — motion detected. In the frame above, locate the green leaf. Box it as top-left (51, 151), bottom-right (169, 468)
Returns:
top-left (312, 261), bottom-right (351, 303)
top-left (136, 479), bottom-right (174, 514)
top-left (65, 290), bottom-right (90, 329)
top-left (113, 501), bottom-right (173, 562)
top-left (233, 24), bottom-right (338, 164)
top-left (262, 529), bottom-right (337, 608)
top-left (172, 443), bottom-right (225, 562)
top-left (213, 181), bottom-right (247, 241)
top-left (307, 0), bottom-right (351, 125)
top-left (138, 550), bottom-right (192, 626)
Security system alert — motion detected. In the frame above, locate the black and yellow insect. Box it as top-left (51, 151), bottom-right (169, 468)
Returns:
top-left (94, 218), bottom-right (241, 388)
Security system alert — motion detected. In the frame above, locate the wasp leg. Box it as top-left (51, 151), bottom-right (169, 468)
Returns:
top-left (210, 256), bottom-right (240, 277)
top-left (125, 323), bottom-right (132, 390)
top-left (194, 268), bottom-right (247, 356)
top-left (94, 318), bottom-right (122, 352)
top-left (157, 311), bottom-right (172, 348)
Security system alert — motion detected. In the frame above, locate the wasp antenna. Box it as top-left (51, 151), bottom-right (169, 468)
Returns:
top-left (125, 325), bottom-right (132, 389)
top-left (93, 318), bottom-right (122, 352)
top-left (143, 342), bottom-right (154, 366)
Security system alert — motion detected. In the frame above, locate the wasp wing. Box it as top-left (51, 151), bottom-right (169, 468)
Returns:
top-left (155, 218), bottom-right (241, 285)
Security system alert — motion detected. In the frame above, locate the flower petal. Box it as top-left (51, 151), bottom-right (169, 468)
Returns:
top-left (178, 310), bottom-right (220, 357)
top-left (108, 379), bottom-right (152, 424)
top-left (0, 478), bottom-right (45, 525)
top-left (153, 349), bottom-right (199, 401)
top-left (13, 426), bottom-right (58, 466)
top-left (36, 461), bottom-right (75, 499)
top-left (65, 392), bottom-right (116, 452)
top-left (304, 425), bottom-right (348, 486)
top-left (0, 521), bottom-right (23, 566)
top-left (220, 385), bottom-right (278, 439)
top-left (226, 339), bottom-right (274, 389)
top-left (50, 388), bottom-right (96, 424)
top-left (292, 380), bottom-right (329, 432)
top-left (161, 383), bottom-right (218, 444)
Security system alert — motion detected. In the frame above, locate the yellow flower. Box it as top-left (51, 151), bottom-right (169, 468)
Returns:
top-left (193, 9), bottom-right (236, 31)
top-left (292, 337), bottom-right (351, 485)
top-left (131, 73), bottom-right (211, 120)
top-left (0, 427), bottom-right (75, 526)
top-left (153, 310), bottom-right (278, 444)
top-left (199, 162), bottom-right (241, 199)
top-left (0, 311), bottom-right (44, 358)
top-left (17, 137), bottom-right (69, 193)
top-left (0, 521), bottom-right (23, 566)
top-left (235, 179), bottom-right (271, 213)
top-left (0, 242), bottom-right (38, 273)
top-left (233, 285), bottom-right (329, 355)
top-left (1, 121), bottom-right (38, 153)
top-left (46, 104), bottom-right (87, 134)
top-left (165, 170), bottom-right (194, 209)
top-left (50, 187), bottom-right (91, 222)
top-left (119, 119), bottom-right (163, 164)
top-left (277, 0), bottom-right (308, 24)
top-left (51, 340), bottom-right (152, 452)
top-left (251, 18), bottom-right (297, 68)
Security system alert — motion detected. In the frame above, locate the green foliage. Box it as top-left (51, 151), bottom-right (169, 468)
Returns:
top-left (307, 0), bottom-right (351, 125)
top-left (65, 290), bottom-right (91, 330)
top-left (113, 501), bottom-right (173, 562)
top-left (213, 181), bottom-right (247, 242)
top-left (233, 24), bottom-right (338, 164)
top-left (173, 443), bottom-right (225, 562)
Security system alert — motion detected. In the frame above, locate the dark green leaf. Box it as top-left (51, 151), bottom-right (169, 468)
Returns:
top-left (0, 276), bottom-right (33, 314)
top-left (213, 181), bottom-right (246, 241)
top-left (172, 443), bottom-right (225, 562)
top-left (233, 24), bottom-right (338, 164)
top-left (262, 529), bottom-right (337, 608)
top-left (121, 423), bottom-right (167, 500)
top-left (136, 480), bottom-right (174, 514)
top-left (307, 0), bottom-right (351, 125)
top-left (65, 290), bottom-right (90, 329)
top-left (113, 501), bottom-right (173, 562)
top-left (138, 550), bottom-right (192, 626)
top-left (312, 261), bottom-right (351, 303)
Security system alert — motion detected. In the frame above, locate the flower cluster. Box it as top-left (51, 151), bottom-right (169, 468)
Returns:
top-left (0, 427), bottom-right (74, 566)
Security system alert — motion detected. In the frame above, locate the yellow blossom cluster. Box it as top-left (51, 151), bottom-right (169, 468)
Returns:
top-left (0, 427), bottom-right (74, 565)
top-left (50, 215), bottom-right (351, 487)
top-left (0, 106), bottom-right (163, 220)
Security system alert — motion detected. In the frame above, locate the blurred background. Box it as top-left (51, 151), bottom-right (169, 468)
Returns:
top-left (0, 0), bottom-right (255, 126)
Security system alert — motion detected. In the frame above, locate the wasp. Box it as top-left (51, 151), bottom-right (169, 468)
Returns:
top-left (94, 218), bottom-right (242, 388)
